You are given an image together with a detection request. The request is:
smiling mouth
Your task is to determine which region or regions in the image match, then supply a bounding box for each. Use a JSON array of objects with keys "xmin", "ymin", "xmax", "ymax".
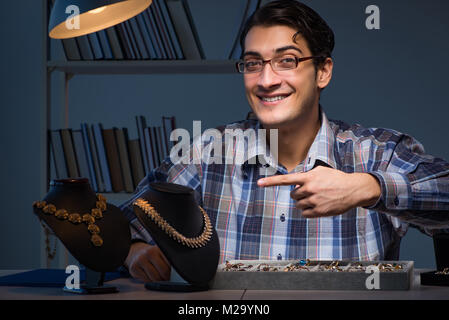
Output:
[{"xmin": 258, "ymin": 94, "xmax": 291, "ymax": 103}]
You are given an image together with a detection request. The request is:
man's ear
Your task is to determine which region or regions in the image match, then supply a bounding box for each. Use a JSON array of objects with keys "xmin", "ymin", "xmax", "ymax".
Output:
[{"xmin": 316, "ymin": 57, "xmax": 333, "ymax": 90}]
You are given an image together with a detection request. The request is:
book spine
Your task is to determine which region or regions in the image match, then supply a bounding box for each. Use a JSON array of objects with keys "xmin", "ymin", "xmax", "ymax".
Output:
[
  {"xmin": 103, "ymin": 128, "xmax": 125, "ymax": 192},
  {"xmin": 147, "ymin": 7, "xmax": 168, "ymax": 59},
  {"xmin": 151, "ymin": 127, "xmax": 162, "ymax": 167},
  {"xmin": 114, "ymin": 128, "xmax": 135, "ymax": 193},
  {"xmin": 165, "ymin": 0, "xmax": 201, "ymax": 60},
  {"xmin": 144, "ymin": 127, "xmax": 157, "ymax": 171},
  {"xmin": 136, "ymin": 115, "xmax": 149, "ymax": 175},
  {"xmin": 153, "ymin": 0, "xmax": 176, "ymax": 59},
  {"xmin": 129, "ymin": 17, "xmax": 150, "ymax": 59},
  {"xmin": 124, "ymin": 20, "xmax": 140, "ymax": 59},
  {"xmin": 60, "ymin": 129, "xmax": 80, "ymax": 177},
  {"xmin": 105, "ymin": 27, "xmax": 125, "ymax": 60},
  {"xmin": 136, "ymin": 13, "xmax": 158, "ymax": 59},
  {"xmin": 50, "ymin": 130, "xmax": 68, "ymax": 178},
  {"xmin": 80, "ymin": 123, "xmax": 99, "ymax": 192},
  {"xmin": 128, "ymin": 139, "xmax": 146, "ymax": 188},
  {"xmin": 156, "ymin": 126, "xmax": 166, "ymax": 162},
  {"xmin": 88, "ymin": 33, "xmax": 105, "ymax": 60},
  {"xmin": 76, "ymin": 36, "xmax": 94, "ymax": 60},
  {"xmin": 97, "ymin": 30, "xmax": 114, "ymax": 60},
  {"xmin": 159, "ymin": 0, "xmax": 184, "ymax": 59},
  {"xmin": 92, "ymin": 124, "xmax": 113, "ymax": 192},
  {"xmin": 71, "ymin": 129, "xmax": 91, "ymax": 182},
  {"xmin": 181, "ymin": 0, "xmax": 205, "ymax": 59},
  {"xmin": 61, "ymin": 38, "xmax": 81, "ymax": 61},
  {"xmin": 116, "ymin": 23, "xmax": 135, "ymax": 60},
  {"xmin": 141, "ymin": 9, "xmax": 163, "ymax": 59}
]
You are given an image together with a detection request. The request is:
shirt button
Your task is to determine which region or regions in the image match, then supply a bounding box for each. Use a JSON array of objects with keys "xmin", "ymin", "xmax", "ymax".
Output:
[
  {"xmin": 280, "ymin": 214, "xmax": 285, "ymax": 222},
  {"xmin": 277, "ymin": 254, "xmax": 282, "ymax": 260}
]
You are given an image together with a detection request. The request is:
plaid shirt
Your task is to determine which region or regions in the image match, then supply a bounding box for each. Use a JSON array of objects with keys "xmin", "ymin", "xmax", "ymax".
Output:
[{"xmin": 119, "ymin": 108, "xmax": 449, "ymax": 263}]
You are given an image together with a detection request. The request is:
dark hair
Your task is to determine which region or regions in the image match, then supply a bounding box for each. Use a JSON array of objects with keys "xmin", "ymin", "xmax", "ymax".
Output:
[{"xmin": 240, "ymin": 0, "xmax": 335, "ymax": 68}]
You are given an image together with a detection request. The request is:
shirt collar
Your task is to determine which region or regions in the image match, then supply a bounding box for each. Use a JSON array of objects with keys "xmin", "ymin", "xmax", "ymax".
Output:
[
  {"xmin": 241, "ymin": 106, "xmax": 338, "ymax": 172},
  {"xmin": 304, "ymin": 107, "xmax": 338, "ymax": 171}
]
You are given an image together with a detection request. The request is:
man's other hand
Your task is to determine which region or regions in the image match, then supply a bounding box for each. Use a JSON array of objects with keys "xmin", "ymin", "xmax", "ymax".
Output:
[{"xmin": 125, "ymin": 242, "xmax": 171, "ymax": 282}]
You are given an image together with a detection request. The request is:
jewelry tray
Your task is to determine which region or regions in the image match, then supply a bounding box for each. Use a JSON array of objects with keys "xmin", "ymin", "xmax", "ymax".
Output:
[{"xmin": 210, "ymin": 260, "xmax": 414, "ymax": 290}]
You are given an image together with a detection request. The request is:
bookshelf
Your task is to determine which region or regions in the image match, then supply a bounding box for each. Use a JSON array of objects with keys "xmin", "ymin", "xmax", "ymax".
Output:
[
  {"xmin": 42, "ymin": 0, "xmax": 244, "ymax": 268},
  {"xmin": 48, "ymin": 59, "xmax": 237, "ymax": 74}
]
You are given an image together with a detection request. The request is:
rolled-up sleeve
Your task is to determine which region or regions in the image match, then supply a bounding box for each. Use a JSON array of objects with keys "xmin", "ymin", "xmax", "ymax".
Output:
[{"xmin": 367, "ymin": 134, "xmax": 449, "ymax": 233}]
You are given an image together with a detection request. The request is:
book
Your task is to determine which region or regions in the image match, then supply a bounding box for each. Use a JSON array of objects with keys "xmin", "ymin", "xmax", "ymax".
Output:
[
  {"xmin": 80, "ymin": 123, "xmax": 101, "ymax": 192},
  {"xmin": 162, "ymin": 116, "xmax": 176, "ymax": 155},
  {"xmin": 76, "ymin": 35, "xmax": 94, "ymax": 60},
  {"xmin": 61, "ymin": 38, "xmax": 81, "ymax": 61},
  {"xmin": 156, "ymin": 126, "xmax": 166, "ymax": 163},
  {"xmin": 128, "ymin": 139, "xmax": 146, "ymax": 188},
  {"xmin": 103, "ymin": 128, "xmax": 125, "ymax": 192},
  {"xmin": 92, "ymin": 123, "xmax": 113, "ymax": 192},
  {"xmin": 158, "ymin": 0, "xmax": 184, "ymax": 59},
  {"xmin": 105, "ymin": 27, "xmax": 125, "ymax": 60},
  {"xmin": 144, "ymin": 127, "xmax": 157, "ymax": 171},
  {"xmin": 165, "ymin": 0, "xmax": 204, "ymax": 60},
  {"xmin": 228, "ymin": 0, "xmax": 260, "ymax": 60},
  {"xmin": 71, "ymin": 129, "xmax": 91, "ymax": 181},
  {"xmin": 88, "ymin": 33, "xmax": 104, "ymax": 60},
  {"xmin": 60, "ymin": 129, "xmax": 79, "ymax": 177},
  {"xmin": 116, "ymin": 23, "xmax": 135, "ymax": 60},
  {"xmin": 146, "ymin": 7, "xmax": 168, "ymax": 59},
  {"xmin": 124, "ymin": 20, "xmax": 141, "ymax": 59},
  {"xmin": 151, "ymin": 127, "xmax": 162, "ymax": 166},
  {"xmin": 129, "ymin": 16, "xmax": 150, "ymax": 59},
  {"xmin": 50, "ymin": 130, "xmax": 68, "ymax": 179},
  {"xmin": 114, "ymin": 128, "xmax": 135, "ymax": 193},
  {"xmin": 97, "ymin": 30, "xmax": 114, "ymax": 60},
  {"xmin": 135, "ymin": 13, "xmax": 158, "ymax": 59},
  {"xmin": 152, "ymin": 0, "xmax": 176, "ymax": 59},
  {"xmin": 181, "ymin": 0, "xmax": 205, "ymax": 58},
  {"xmin": 136, "ymin": 116, "xmax": 150, "ymax": 174}
]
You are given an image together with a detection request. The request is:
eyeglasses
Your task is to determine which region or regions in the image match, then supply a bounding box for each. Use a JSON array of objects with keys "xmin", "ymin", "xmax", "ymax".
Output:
[{"xmin": 236, "ymin": 55, "xmax": 325, "ymax": 74}]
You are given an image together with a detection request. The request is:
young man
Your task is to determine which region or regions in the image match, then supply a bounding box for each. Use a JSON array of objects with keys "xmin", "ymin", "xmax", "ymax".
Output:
[{"xmin": 120, "ymin": 0, "xmax": 449, "ymax": 282}]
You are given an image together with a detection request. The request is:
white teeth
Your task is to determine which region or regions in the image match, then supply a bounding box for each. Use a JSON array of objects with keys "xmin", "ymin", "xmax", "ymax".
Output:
[{"xmin": 261, "ymin": 95, "xmax": 287, "ymax": 102}]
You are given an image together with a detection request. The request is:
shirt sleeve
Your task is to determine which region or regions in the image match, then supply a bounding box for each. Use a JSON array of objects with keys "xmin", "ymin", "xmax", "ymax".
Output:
[
  {"xmin": 118, "ymin": 138, "xmax": 204, "ymax": 243},
  {"xmin": 367, "ymin": 133, "xmax": 449, "ymax": 234}
]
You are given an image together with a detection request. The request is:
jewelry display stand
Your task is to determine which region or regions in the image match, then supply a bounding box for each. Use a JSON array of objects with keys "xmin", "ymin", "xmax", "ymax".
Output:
[
  {"xmin": 33, "ymin": 178, "xmax": 131, "ymax": 295},
  {"xmin": 420, "ymin": 233, "xmax": 449, "ymax": 286},
  {"xmin": 63, "ymin": 268, "xmax": 118, "ymax": 294}
]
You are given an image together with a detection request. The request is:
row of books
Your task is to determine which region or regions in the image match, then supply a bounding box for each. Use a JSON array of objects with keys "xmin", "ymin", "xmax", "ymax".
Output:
[
  {"xmin": 49, "ymin": 116, "xmax": 176, "ymax": 193},
  {"xmin": 55, "ymin": 0, "xmax": 204, "ymax": 60},
  {"xmin": 56, "ymin": 0, "xmax": 266, "ymax": 61}
]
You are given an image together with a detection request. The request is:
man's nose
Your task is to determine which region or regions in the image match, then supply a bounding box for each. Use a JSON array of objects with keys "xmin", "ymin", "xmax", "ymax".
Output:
[{"xmin": 257, "ymin": 63, "xmax": 282, "ymax": 89}]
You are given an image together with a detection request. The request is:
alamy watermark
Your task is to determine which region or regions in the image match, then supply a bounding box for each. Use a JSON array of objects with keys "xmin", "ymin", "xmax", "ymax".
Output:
[
  {"xmin": 65, "ymin": 5, "xmax": 80, "ymax": 30},
  {"xmin": 365, "ymin": 5, "xmax": 381, "ymax": 30},
  {"xmin": 65, "ymin": 264, "xmax": 80, "ymax": 290},
  {"xmin": 365, "ymin": 265, "xmax": 380, "ymax": 290},
  {"xmin": 169, "ymin": 121, "xmax": 278, "ymax": 174}
]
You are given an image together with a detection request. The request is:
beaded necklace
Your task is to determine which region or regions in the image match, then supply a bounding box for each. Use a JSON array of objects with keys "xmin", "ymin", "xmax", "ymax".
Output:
[{"xmin": 33, "ymin": 194, "xmax": 107, "ymax": 247}]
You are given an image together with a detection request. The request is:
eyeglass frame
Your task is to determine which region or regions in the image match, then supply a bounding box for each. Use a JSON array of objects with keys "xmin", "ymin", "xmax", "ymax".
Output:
[{"xmin": 235, "ymin": 55, "xmax": 326, "ymax": 74}]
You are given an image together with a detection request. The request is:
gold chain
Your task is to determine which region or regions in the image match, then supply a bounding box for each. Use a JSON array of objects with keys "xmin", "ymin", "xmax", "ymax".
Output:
[
  {"xmin": 134, "ymin": 198, "xmax": 213, "ymax": 249},
  {"xmin": 33, "ymin": 194, "xmax": 107, "ymax": 247}
]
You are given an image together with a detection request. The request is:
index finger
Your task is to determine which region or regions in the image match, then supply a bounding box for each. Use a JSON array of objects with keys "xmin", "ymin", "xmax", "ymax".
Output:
[{"xmin": 257, "ymin": 172, "xmax": 306, "ymax": 187}]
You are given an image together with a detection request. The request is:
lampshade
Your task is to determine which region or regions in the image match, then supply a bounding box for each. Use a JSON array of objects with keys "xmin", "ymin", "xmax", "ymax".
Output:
[{"xmin": 49, "ymin": 0, "xmax": 152, "ymax": 39}]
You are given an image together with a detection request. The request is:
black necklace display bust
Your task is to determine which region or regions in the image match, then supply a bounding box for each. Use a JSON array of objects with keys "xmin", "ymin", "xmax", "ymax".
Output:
[{"xmin": 33, "ymin": 179, "xmax": 131, "ymax": 293}]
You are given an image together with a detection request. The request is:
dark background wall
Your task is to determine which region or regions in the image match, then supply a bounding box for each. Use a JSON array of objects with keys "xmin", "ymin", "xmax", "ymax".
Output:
[{"xmin": 1, "ymin": 0, "xmax": 448, "ymax": 269}]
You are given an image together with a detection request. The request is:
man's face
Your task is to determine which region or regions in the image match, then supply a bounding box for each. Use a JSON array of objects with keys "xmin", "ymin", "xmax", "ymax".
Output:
[{"xmin": 243, "ymin": 25, "xmax": 324, "ymax": 129}]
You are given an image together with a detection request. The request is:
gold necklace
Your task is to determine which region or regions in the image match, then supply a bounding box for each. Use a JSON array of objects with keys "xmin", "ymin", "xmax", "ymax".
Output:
[
  {"xmin": 33, "ymin": 194, "xmax": 107, "ymax": 247},
  {"xmin": 134, "ymin": 198, "xmax": 213, "ymax": 249}
]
